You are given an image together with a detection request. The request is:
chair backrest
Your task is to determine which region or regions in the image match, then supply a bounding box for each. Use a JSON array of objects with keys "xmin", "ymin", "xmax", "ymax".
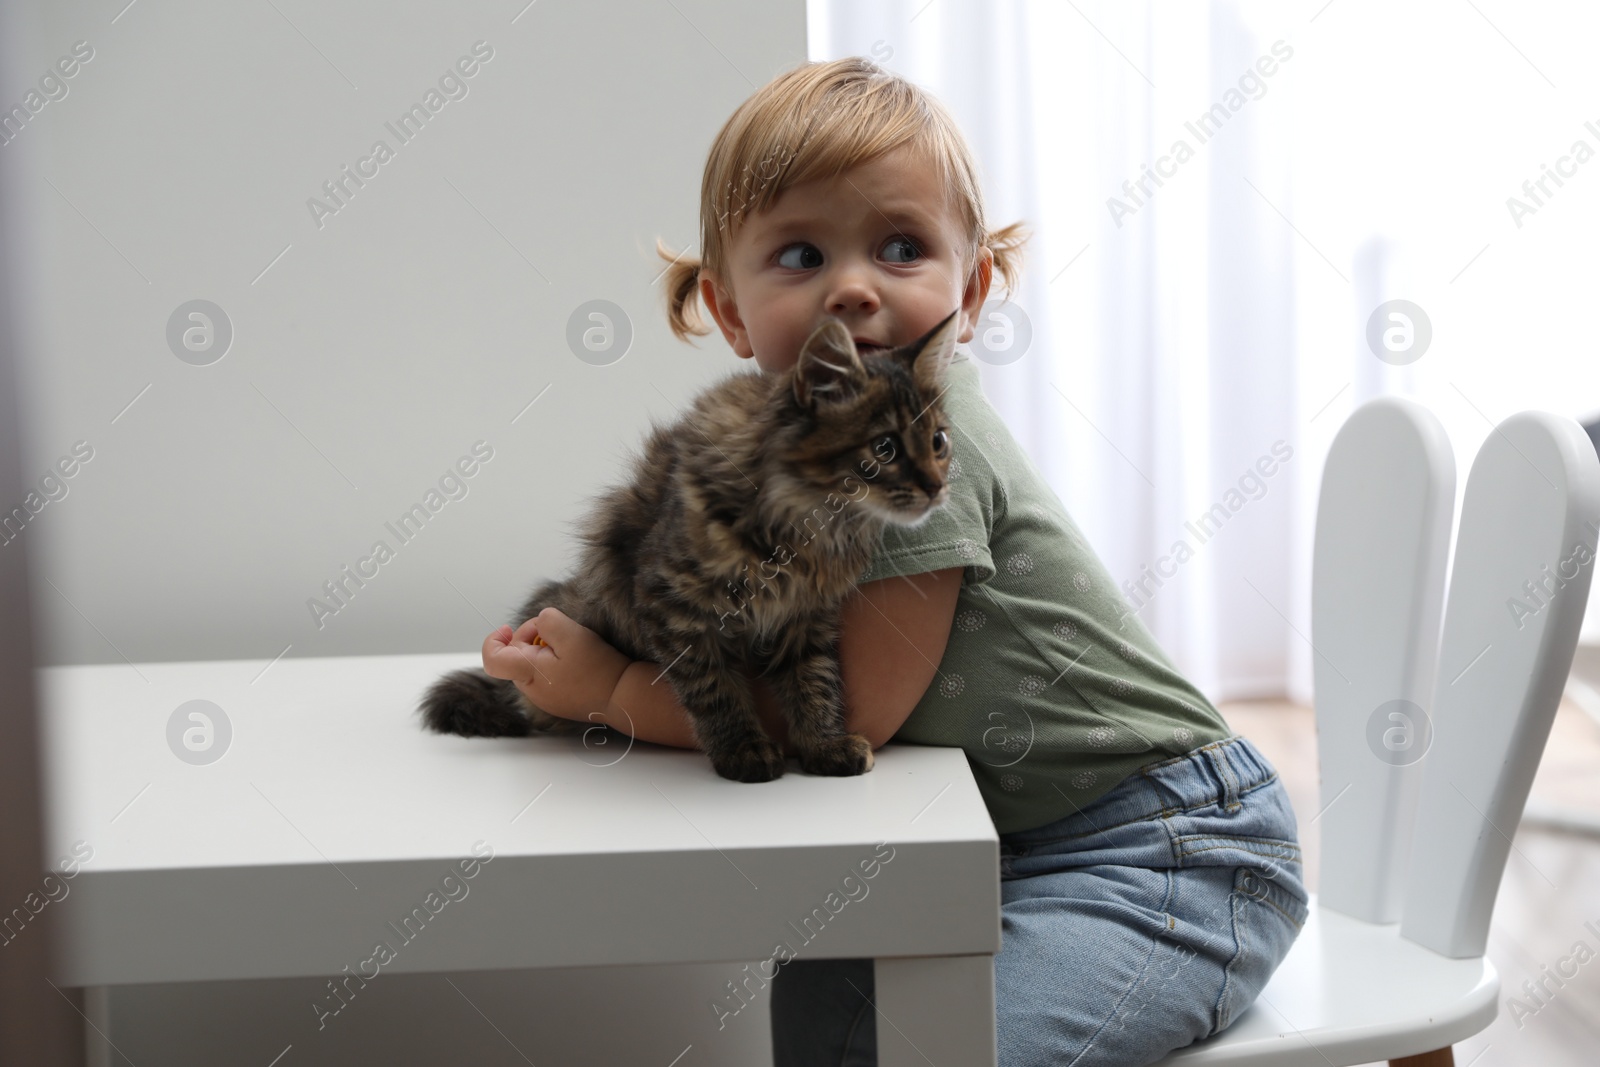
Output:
[
  {"xmin": 1399, "ymin": 411, "xmax": 1600, "ymax": 957},
  {"xmin": 1312, "ymin": 397, "xmax": 1456, "ymax": 923}
]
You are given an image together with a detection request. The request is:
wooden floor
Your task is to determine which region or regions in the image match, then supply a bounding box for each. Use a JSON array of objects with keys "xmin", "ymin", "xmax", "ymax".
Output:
[{"xmin": 1218, "ymin": 696, "xmax": 1600, "ymax": 1067}]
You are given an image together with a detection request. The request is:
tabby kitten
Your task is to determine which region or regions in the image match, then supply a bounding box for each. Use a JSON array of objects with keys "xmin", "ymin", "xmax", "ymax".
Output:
[{"xmin": 420, "ymin": 309, "xmax": 960, "ymax": 783}]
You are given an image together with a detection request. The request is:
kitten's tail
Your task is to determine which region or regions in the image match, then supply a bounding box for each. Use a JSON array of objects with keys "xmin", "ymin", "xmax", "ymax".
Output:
[{"xmin": 420, "ymin": 668, "xmax": 535, "ymax": 737}]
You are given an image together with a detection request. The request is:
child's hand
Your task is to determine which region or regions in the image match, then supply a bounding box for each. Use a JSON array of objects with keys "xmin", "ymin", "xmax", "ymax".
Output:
[{"xmin": 482, "ymin": 609, "xmax": 632, "ymax": 722}]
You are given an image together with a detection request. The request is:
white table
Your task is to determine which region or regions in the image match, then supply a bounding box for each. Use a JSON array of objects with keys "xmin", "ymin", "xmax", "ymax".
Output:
[{"xmin": 39, "ymin": 652, "xmax": 1000, "ymax": 1066}]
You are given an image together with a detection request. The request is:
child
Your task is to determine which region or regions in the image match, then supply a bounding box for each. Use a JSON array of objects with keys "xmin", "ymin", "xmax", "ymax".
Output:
[{"xmin": 488, "ymin": 56, "xmax": 1308, "ymax": 1067}]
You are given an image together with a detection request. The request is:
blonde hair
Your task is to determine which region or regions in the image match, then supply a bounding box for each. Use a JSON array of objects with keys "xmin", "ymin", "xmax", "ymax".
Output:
[{"xmin": 656, "ymin": 56, "xmax": 1030, "ymax": 343}]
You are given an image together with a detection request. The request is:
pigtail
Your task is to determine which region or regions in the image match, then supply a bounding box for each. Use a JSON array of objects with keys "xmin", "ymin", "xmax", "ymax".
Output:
[
  {"xmin": 983, "ymin": 220, "xmax": 1032, "ymax": 298},
  {"xmin": 655, "ymin": 237, "xmax": 711, "ymax": 342}
]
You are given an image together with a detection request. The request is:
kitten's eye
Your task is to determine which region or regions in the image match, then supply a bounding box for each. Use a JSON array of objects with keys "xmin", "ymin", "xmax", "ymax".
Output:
[
  {"xmin": 881, "ymin": 236, "xmax": 922, "ymax": 264},
  {"xmin": 931, "ymin": 428, "xmax": 950, "ymax": 456},
  {"xmin": 872, "ymin": 434, "xmax": 899, "ymax": 461},
  {"xmin": 776, "ymin": 243, "xmax": 823, "ymax": 270}
]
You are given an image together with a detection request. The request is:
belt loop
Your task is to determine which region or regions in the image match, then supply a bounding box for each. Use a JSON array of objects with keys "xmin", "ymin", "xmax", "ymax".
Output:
[{"xmin": 1203, "ymin": 743, "xmax": 1242, "ymax": 813}]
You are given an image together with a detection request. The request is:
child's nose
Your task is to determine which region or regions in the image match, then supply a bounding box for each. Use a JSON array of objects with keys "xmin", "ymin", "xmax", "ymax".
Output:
[{"xmin": 824, "ymin": 264, "xmax": 882, "ymax": 316}]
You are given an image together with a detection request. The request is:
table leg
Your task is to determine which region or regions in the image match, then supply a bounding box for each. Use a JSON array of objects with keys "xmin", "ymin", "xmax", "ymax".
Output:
[
  {"xmin": 1391, "ymin": 1050, "xmax": 1454, "ymax": 1067},
  {"xmin": 874, "ymin": 953, "xmax": 996, "ymax": 1067},
  {"xmin": 84, "ymin": 986, "xmax": 112, "ymax": 1067}
]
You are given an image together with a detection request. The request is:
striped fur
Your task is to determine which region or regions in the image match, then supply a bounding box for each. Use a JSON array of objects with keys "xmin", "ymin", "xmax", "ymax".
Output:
[{"xmin": 421, "ymin": 310, "xmax": 960, "ymax": 782}]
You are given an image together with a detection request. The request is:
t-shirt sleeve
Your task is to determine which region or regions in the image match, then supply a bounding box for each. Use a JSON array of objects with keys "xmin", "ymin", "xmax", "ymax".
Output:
[{"xmin": 856, "ymin": 424, "xmax": 998, "ymax": 586}]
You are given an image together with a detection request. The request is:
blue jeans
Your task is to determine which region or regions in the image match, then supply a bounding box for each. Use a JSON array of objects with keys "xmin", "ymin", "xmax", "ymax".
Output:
[{"xmin": 769, "ymin": 735, "xmax": 1309, "ymax": 1067}]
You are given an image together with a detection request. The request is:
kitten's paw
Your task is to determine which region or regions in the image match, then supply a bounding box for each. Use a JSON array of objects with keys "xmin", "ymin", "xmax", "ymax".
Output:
[
  {"xmin": 712, "ymin": 737, "xmax": 788, "ymax": 783},
  {"xmin": 798, "ymin": 734, "xmax": 875, "ymax": 777}
]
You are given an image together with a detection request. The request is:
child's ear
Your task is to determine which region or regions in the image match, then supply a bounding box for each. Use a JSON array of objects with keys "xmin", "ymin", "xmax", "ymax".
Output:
[
  {"xmin": 901, "ymin": 308, "xmax": 961, "ymax": 395},
  {"xmin": 699, "ymin": 271, "xmax": 752, "ymax": 357},
  {"xmin": 792, "ymin": 317, "xmax": 866, "ymax": 409}
]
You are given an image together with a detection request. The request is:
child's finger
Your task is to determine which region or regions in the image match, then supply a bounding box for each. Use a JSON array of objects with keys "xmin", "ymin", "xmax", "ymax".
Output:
[
  {"xmin": 482, "ymin": 638, "xmax": 528, "ymax": 681},
  {"xmin": 513, "ymin": 616, "xmax": 549, "ymax": 648}
]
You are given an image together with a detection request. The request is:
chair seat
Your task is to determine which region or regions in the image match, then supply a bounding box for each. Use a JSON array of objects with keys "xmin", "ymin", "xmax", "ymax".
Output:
[{"xmin": 1156, "ymin": 898, "xmax": 1498, "ymax": 1065}]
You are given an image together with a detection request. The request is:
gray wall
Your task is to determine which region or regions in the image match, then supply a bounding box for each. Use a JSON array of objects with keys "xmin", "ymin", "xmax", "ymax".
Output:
[
  {"xmin": 9, "ymin": 2, "xmax": 804, "ymax": 1060},
  {"xmin": 4, "ymin": 0, "xmax": 806, "ymax": 667}
]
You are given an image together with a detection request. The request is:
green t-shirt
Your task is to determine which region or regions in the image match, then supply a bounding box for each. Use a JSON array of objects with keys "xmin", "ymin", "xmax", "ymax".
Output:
[{"xmin": 858, "ymin": 351, "xmax": 1232, "ymax": 834}]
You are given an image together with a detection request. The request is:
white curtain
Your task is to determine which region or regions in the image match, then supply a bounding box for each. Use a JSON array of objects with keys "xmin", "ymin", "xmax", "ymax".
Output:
[{"xmin": 811, "ymin": 0, "xmax": 1600, "ymax": 706}]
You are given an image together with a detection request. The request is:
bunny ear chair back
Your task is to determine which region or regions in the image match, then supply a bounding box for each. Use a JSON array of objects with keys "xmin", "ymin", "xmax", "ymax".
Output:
[{"xmin": 1160, "ymin": 399, "xmax": 1599, "ymax": 1066}]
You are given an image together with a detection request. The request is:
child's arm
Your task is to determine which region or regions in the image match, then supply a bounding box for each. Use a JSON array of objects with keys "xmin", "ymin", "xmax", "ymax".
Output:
[
  {"xmin": 751, "ymin": 566, "xmax": 963, "ymax": 750},
  {"xmin": 610, "ymin": 565, "xmax": 961, "ymax": 751},
  {"xmin": 484, "ymin": 613, "xmax": 700, "ymax": 749},
  {"xmin": 510, "ymin": 567, "xmax": 963, "ymax": 752}
]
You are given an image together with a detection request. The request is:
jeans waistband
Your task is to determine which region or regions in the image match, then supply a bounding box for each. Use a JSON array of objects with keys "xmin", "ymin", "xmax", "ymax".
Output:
[{"xmin": 1005, "ymin": 734, "xmax": 1279, "ymax": 844}]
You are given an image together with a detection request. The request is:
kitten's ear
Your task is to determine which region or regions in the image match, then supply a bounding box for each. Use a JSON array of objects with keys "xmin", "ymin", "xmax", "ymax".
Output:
[
  {"xmin": 899, "ymin": 308, "xmax": 961, "ymax": 395},
  {"xmin": 793, "ymin": 317, "xmax": 866, "ymax": 409}
]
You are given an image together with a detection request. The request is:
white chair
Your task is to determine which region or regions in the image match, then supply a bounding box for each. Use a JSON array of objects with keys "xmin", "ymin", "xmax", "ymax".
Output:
[{"xmin": 1158, "ymin": 400, "xmax": 1600, "ymax": 1066}]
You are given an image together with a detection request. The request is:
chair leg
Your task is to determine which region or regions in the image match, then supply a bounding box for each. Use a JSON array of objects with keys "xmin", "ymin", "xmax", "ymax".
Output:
[{"xmin": 1390, "ymin": 1050, "xmax": 1453, "ymax": 1067}]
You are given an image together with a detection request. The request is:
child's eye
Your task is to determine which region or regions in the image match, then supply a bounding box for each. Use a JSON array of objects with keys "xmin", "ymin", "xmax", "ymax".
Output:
[
  {"xmin": 776, "ymin": 243, "xmax": 823, "ymax": 270},
  {"xmin": 881, "ymin": 236, "xmax": 922, "ymax": 264}
]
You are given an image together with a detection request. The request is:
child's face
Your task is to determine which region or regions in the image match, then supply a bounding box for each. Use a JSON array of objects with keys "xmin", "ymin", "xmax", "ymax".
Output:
[{"xmin": 698, "ymin": 143, "xmax": 993, "ymax": 375}]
